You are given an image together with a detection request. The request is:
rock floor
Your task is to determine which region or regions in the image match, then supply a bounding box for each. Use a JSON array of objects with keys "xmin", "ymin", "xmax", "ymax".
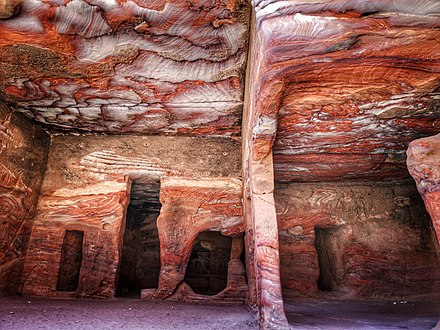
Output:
[
  {"xmin": 286, "ymin": 300, "xmax": 440, "ymax": 330},
  {"xmin": 0, "ymin": 296, "xmax": 257, "ymax": 330},
  {"xmin": 0, "ymin": 296, "xmax": 438, "ymax": 329}
]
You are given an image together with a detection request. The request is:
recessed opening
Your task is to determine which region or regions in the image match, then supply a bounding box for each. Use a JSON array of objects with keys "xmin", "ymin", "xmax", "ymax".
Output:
[
  {"xmin": 57, "ymin": 230, "xmax": 84, "ymax": 292},
  {"xmin": 184, "ymin": 231, "xmax": 232, "ymax": 295},
  {"xmin": 117, "ymin": 181, "xmax": 161, "ymax": 297},
  {"xmin": 314, "ymin": 226, "xmax": 338, "ymax": 292}
]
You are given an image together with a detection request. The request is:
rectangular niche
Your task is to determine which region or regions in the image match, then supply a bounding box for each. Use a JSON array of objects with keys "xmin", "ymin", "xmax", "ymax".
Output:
[
  {"xmin": 117, "ymin": 181, "xmax": 161, "ymax": 297},
  {"xmin": 314, "ymin": 227, "xmax": 339, "ymax": 292},
  {"xmin": 56, "ymin": 230, "xmax": 84, "ymax": 292}
]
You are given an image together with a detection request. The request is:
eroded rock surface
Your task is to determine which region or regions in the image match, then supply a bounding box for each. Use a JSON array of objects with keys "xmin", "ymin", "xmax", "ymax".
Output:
[
  {"xmin": 276, "ymin": 182, "xmax": 440, "ymax": 300},
  {"xmin": 0, "ymin": 0, "xmax": 250, "ymax": 137},
  {"xmin": 0, "ymin": 1, "xmax": 439, "ymax": 329},
  {"xmin": 21, "ymin": 134, "xmax": 243, "ymax": 299},
  {"xmin": 250, "ymin": 0, "xmax": 440, "ymax": 182},
  {"xmin": 408, "ymin": 133, "xmax": 440, "ymax": 247},
  {"xmin": 22, "ymin": 180, "xmax": 131, "ymax": 298},
  {"xmin": 143, "ymin": 177, "xmax": 246, "ymax": 304},
  {"xmin": 0, "ymin": 102, "xmax": 49, "ymax": 296}
]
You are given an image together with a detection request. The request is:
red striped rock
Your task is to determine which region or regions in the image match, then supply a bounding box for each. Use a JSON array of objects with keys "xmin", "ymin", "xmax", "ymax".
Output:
[
  {"xmin": 148, "ymin": 177, "xmax": 245, "ymax": 301},
  {"xmin": 19, "ymin": 133, "xmax": 242, "ymax": 299},
  {"xmin": 22, "ymin": 181, "xmax": 131, "ymax": 298},
  {"xmin": 275, "ymin": 182, "xmax": 440, "ymax": 300},
  {"xmin": 0, "ymin": 102, "xmax": 49, "ymax": 296},
  {"xmin": 250, "ymin": 0, "xmax": 440, "ymax": 181},
  {"xmin": 407, "ymin": 133, "xmax": 440, "ymax": 247},
  {"xmin": 0, "ymin": 0, "xmax": 250, "ymax": 137}
]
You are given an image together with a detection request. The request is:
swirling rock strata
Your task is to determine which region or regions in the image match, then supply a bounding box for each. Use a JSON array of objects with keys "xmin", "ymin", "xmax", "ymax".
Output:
[
  {"xmin": 20, "ymin": 133, "xmax": 243, "ymax": 299},
  {"xmin": 275, "ymin": 182, "xmax": 440, "ymax": 300},
  {"xmin": 147, "ymin": 177, "xmax": 245, "ymax": 302},
  {"xmin": 407, "ymin": 133, "xmax": 440, "ymax": 247},
  {"xmin": 21, "ymin": 181, "xmax": 131, "ymax": 298},
  {"xmin": 250, "ymin": 0, "xmax": 440, "ymax": 182},
  {"xmin": 0, "ymin": 0, "xmax": 249, "ymax": 137},
  {"xmin": 0, "ymin": 102, "xmax": 49, "ymax": 296}
]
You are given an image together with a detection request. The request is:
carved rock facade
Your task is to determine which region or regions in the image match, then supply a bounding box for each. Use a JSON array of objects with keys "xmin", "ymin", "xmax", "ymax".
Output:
[{"xmin": 0, "ymin": 1, "xmax": 439, "ymax": 329}]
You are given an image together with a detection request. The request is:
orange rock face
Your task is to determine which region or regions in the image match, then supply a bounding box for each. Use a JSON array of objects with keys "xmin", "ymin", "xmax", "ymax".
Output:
[
  {"xmin": 408, "ymin": 133, "xmax": 440, "ymax": 247},
  {"xmin": 144, "ymin": 177, "xmax": 246, "ymax": 303},
  {"xmin": 246, "ymin": 1, "xmax": 440, "ymax": 327},
  {"xmin": 1, "ymin": 1, "xmax": 440, "ymax": 329},
  {"xmin": 0, "ymin": 0, "xmax": 250, "ymax": 137},
  {"xmin": 19, "ymin": 134, "xmax": 243, "ymax": 300},
  {"xmin": 22, "ymin": 181, "xmax": 131, "ymax": 298},
  {"xmin": 276, "ymin": 182, "xmax": 440, "ymax": 300},
  {"xmin": 250, "ymin": 0, "xmax": 440, "ymax": 182},
  {"xmin": 0, "ymin": 103, "xmax": 49, "ymax": 296}
]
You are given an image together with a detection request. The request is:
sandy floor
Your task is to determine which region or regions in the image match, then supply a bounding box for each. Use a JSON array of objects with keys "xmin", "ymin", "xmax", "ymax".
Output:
[
  {"xmin": 1, "ymin": 296, "xmax": 439, "ymax": 329},
  {"xmin": 0, "ymin": 296, "xmax": 257, "ymax": 330},
  {"xmin": 286, "ymin": 300, "xmax": 440, "ymax": 330}
]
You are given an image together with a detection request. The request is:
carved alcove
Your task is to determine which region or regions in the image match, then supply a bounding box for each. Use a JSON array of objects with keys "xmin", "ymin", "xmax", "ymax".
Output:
[
  {"xmin": 56, "ymin": 230, "xmax": 84, "ymax": 292},
  {"xmin": 184, "ymin": 231, "xmax": 232, "ymax": 296},
  {"xmin": 117, "ymin": 180, "xmax": 161, "ymax": 297}
]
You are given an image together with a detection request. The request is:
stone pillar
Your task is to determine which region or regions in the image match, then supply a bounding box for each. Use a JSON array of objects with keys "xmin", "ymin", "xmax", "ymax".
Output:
[{"xmin": 243, "ymin": 4, "xmax": 288, "ymax": 327}]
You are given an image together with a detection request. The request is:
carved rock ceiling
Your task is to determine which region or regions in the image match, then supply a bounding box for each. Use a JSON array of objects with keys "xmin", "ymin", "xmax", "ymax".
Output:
[
  {"xmin": 252, "ymin": 0, "xmax": 440, "ymax": 182},
  {"xmin": 0, "ymin": 0, "xmax": 249, "ymax": 137},
  {"xmin": 1, "ymin": 0, "xmax": 440, "ymax": 182}
]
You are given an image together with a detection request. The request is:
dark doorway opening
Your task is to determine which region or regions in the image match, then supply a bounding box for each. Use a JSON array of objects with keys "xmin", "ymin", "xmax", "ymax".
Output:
[
  {"xmin": 184, "ymin": 231, "xmax": 232, "ymax": 295},
  {"xmin": 57, "ymin": 230, "xmax": 84, "ymax": 292},
  {"xmin": 117, "ymin": 181, "xmax": 161, "ymax": 297},
  {"xmin": 314, "ymin": 226, "xmax": 339, "ymax": 292}
]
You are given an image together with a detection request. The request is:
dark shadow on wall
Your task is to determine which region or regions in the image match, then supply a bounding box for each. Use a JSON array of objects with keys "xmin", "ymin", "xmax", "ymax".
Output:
[
  {"xmin": 117, "ymin": 181, "xmax": 161, "ymax": 298},
  {"xmin": 57, "ymin": 230, "xmax": 84, "ymax": 292},
  {"xmin": 314, "ymin": 226, "xmax": 339, "ymax": 292},
  {"xmin": 185, "ymin": 231, "xmax": 232, "ymax": 295}
]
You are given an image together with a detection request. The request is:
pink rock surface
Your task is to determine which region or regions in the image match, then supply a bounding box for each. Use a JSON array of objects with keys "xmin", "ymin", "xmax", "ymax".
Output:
[
  {"xmin": 0, "ymin": 0, "xmax": 250, "ymax": 137},
  {"xmin": 21, "ymin": 180, "xmax": 131, "ymax": 298},
  {"xmin": 151, "ymin": 177, "xmax": 245, "ymax": 301},
  {"xmin": 276, "ymin": 182, "xmax": 440, "ymax": 300},
  {"xmin": 407, "ymin": 133, "xmax": 440, "ymax": 247},
  {"xmin": 250, "ymin": 0, "xmax": 440, "ymax": 182},
  {"xmin": 0, "ymin": 103, "xmax": 49, "ymax": 296}
]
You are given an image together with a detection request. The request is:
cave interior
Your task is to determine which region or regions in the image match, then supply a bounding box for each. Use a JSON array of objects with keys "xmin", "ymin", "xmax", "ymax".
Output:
[{"xmin": 0, "ymin": 0, "xmax": 440, "ymax": 328}]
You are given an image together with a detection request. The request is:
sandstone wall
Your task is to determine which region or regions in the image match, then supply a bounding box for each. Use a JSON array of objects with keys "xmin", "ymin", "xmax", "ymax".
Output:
[
  {"xmin": 0, "ymin": 102, "xmax": 50, "ymax": 296},
  {"xmin": 275, "ymin": 182, "xmax": 440, "ymax": 301},
  {"xmin": 408, "ymin": 133, "xmax": 440, "ymax": 250},
  {"xmin": 21, "ymin": 134, "xmax": 242, "ymax": 298}
]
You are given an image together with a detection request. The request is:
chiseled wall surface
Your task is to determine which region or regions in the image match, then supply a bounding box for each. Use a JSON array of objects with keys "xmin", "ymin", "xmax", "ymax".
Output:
[
  {"xmin": 275, "ymin": 182, "xmax": 440, "ymax": 301},
  {"xmin": 21, "ymin": 134, "xmax": 242, "ymax": 298},
  {"xmin": 0, "ymin": 102, "xmax": 50, "ymax": 296}
]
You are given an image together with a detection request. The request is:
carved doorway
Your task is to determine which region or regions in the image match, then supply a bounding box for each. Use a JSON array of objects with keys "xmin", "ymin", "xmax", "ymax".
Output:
[{"xmin": 117, "ymin": 181, "xmax": 161, "ymax": 297}]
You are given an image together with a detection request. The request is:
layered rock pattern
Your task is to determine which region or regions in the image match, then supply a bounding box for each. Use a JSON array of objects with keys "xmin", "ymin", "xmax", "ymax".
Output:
[
  {"xmin": 251, "ymin": 0, "xmax": 440, "ymax": 181},
  {"xmin": 275, "ymin": 182, "xmax": 440, "ymax": 300},
  {"xmin": 21, "ymin": 134, "xmax": 243, "ymax": 299},
  {"xmin": 142, "ymin": 177, "xmax": 247, "ymax": 304},
  {"xmin": 408, "ymin": 133, "xmax": 440, "ymax": 247},
  {"xmin": 0, "ymin": 1, "xmax": 439, "ymax": 329},
  {"xmin": 0, "ymin": 102, "xmax": 49, "ymax": 296},
  {"xmin": 244, "ymin": 4, "xmax": 440, "ymax": 325},
  {"xmin": 22, "ymin": 181, "xmax": 131, "ymax": 298},
  {"xmin": 0, "ymin": 0, "xmax": 249, "ymax": 137}
]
